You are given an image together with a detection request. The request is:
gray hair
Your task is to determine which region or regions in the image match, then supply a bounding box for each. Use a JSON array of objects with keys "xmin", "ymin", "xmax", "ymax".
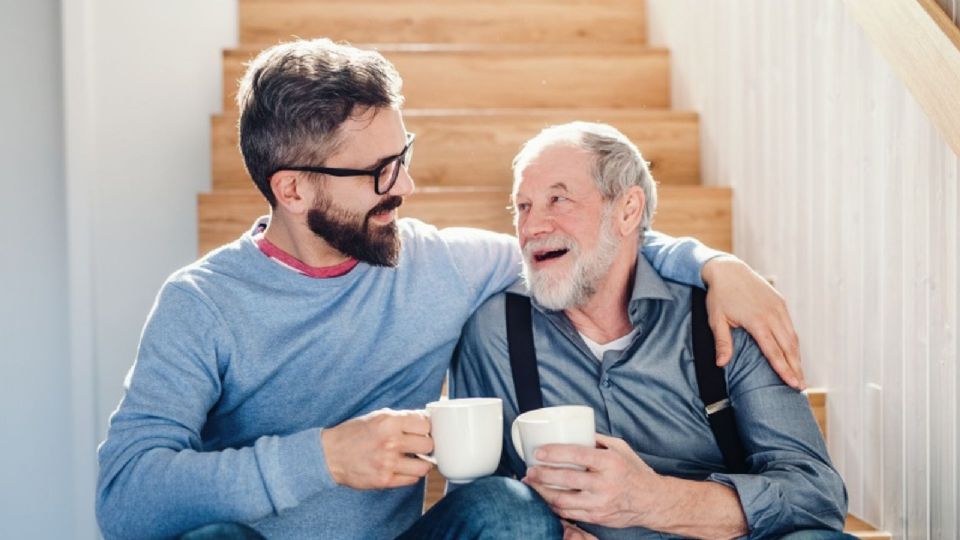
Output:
[
  {"xmin": 237, "ymin": 39, "xmax": 404, "ymax": 206},
  {"xmin": 512, "ymin": 121, "xmax": 658, "ymax": 231}
]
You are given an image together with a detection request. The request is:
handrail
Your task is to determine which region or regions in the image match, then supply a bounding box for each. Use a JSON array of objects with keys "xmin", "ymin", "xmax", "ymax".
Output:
[{"xmin": 844, "ymin": 0, "xmax": 960, "ymax": 158}]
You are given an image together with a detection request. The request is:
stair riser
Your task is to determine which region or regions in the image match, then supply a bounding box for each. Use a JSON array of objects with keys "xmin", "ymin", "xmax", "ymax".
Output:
[
  {"xmin": 211, "ymin": 111, "xmax": 700, "ymax": 190},
  {"xmin": 197, "ymin": 186, "xmax": 732, "ymax": 256},
  {"xmin": 222, "ymin": 48, "xmax": 670, "ymax": 111},
  {"xmin": 238, "ymin": 0, "xmax": 646, "ymax": 45}
]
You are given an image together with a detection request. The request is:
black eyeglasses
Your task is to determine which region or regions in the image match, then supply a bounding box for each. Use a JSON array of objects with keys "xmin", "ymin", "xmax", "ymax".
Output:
[{"xmin": 275, "ymin": 132, "xmax": 416, "ymax": 195}]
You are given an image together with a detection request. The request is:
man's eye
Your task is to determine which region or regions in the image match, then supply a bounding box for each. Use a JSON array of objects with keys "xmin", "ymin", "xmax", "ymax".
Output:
[
  {"xmin": 549, "ymin": 196, "xmax": 567, "ymax": 204},
  {"xmin": 514, "ymin": 203, "xmax": 530, "ymax": 213}
]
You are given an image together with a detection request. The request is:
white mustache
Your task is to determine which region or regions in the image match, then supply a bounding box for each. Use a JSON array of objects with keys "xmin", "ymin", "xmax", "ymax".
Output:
[{"xmin": 522, "ymin": 236, "xmax": 578, "ymax": 261}]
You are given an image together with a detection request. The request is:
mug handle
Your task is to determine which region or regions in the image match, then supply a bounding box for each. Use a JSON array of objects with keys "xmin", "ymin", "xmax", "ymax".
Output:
[
  {"xmin": 510, "ymin": 418, "xmax": 524, "ymax": 460},
  {"xmin": 414, "ymin": 408, "xmax": 437, "ymax": 465}
]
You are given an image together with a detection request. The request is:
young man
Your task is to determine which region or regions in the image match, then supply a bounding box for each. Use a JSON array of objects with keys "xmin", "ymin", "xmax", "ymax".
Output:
[
  {"xmin": 451, "ymin": 122, "xmax": 848, "ymax": 539},
  {"xmin": 97, "ymin": 40, "xmax": 804, "ymax": 539}
]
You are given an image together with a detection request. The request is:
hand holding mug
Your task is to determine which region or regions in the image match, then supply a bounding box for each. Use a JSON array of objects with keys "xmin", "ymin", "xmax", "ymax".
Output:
[{"xmin": 320, "ymin": 408, "xmax": 434, "ymax": 490}]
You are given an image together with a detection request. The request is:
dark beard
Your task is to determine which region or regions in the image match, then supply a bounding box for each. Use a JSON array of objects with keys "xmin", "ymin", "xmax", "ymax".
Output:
[{"xmin": 306, "ymin": 195, "xmax": 404, "ymax": 267}]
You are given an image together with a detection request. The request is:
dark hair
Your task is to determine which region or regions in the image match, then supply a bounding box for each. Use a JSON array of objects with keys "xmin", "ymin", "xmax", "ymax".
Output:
[{"xmin": 236, "ymin": 39, "xmax": 404, "ymax": 206}]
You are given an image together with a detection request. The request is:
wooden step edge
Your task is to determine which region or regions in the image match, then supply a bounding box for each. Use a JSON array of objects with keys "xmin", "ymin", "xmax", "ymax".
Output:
[
  {"xmin": 845, "ymin": 513, "xmax": 891, "ymax": 540},
  {"xmin": 213, "ymin": 108, "xmax": 698, "ymax": 122},
  {"xmin": 227, "ymin": 43, "xmax": 667, "ymax": 56}
]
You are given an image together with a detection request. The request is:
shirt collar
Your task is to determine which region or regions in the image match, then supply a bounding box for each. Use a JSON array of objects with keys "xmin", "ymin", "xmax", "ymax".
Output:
[{"xmin": 627, "ymin": 251, "xmax": 677, "ymax": 325}]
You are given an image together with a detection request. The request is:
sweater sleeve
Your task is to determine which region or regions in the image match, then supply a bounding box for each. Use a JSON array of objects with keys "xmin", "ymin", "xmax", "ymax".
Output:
[
  {"xmin": 440, "ymin": 227, "xmax": 522, "ymax": 310},
  {"xmin": 641, "ymin": 230, "xmax": 725, "ymax": 288},
  {"xmin": 95, "ymin": 282, "xmax": 335, "ymax": 540}
]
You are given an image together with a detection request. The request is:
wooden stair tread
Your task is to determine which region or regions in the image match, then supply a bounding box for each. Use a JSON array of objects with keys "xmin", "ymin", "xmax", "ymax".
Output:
[
  {"xmin": 222, "ymin": 46, "xmax": 670, "ymax": 110},
  {"xmin": 211, "ymin": 108, "xmax": 700, "ymax": 190},
  {"xmin": 196, "ymin": 186, "xmax": 732, "ymax": 256},
  {"xmin": 238, "ymin": 0, "xmax": 647, "ymax": 46},
  {"xmin": 844, "ymin": 514, "xmax": 891, "ymax": 540}
]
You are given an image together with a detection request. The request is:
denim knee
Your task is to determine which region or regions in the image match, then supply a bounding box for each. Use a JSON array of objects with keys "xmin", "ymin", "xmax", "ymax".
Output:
[
  {"xmin": 776, "ymin": 530, "xmax": 858, "ymax": 540},
  {"xmin": 445, "ymin": 476, "xmax": 562, "ymax": 538}
]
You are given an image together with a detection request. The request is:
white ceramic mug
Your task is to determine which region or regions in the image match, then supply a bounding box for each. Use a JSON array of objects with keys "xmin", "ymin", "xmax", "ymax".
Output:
[
  {"xmin": 422, "ymin": 397, "xmax": 503, "ymax": 483},
  {"xmin": 511, "ymin": 405, "xmax": 595, "ymax": 469}
]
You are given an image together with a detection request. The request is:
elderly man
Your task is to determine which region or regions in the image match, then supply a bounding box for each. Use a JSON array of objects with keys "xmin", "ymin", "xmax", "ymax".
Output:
[
  {"xmin": 451, "ymin": 122, "xmax": 848, "ymax": 539},
  {"xmin": 97, "ymin": 39, "xmax": 806, "ymax": 540}
]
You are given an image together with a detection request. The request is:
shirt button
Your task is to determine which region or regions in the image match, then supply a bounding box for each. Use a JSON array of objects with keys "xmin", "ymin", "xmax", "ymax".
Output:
[{"xmin": 601, "ymin": 377, "xmax": 612, "ymax": 388}]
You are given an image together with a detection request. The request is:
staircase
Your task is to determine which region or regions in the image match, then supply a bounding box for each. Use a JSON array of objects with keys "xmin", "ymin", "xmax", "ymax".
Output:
[{"xmin": 198, "ymin": 1, "xmax": 884, "ymax": 538}]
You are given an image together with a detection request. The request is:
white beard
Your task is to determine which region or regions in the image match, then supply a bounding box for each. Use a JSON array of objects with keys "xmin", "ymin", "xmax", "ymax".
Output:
[{"xmin": 521, "ymin": 213, "xmax": 620, "ymax": 311}]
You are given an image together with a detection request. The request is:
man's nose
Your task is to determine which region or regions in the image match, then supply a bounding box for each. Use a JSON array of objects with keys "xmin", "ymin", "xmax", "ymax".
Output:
[
  {"xmin": 388, "ymin": 166, "xmax": 415, "ymax": 197},
  {"xmin": 519, "ymin": 205, "xmax": 554, "ymax": 239}
]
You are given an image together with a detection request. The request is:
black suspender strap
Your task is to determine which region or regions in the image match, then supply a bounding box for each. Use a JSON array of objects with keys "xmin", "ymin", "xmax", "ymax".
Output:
[
  {"xmin": 690, "ymin": 287, "xmax": 749, "ymax": 473},
  {"xmin": 505, "ymin": 293, "xmax": 544, "ymax": 414}
]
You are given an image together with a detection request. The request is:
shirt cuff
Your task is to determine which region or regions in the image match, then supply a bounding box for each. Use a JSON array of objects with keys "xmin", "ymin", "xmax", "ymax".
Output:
[
  {"xmin": 254, "ymin": 427, "xmax": 336, "ymax": 513},
  {"xmin": 707, "ymin": 472, "xmax": 786, "ymax": 538}
]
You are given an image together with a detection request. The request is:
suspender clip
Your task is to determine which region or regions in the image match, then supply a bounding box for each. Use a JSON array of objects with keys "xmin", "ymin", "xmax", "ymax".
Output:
[{"xmin": 705, "ymin": 398, "xmax": 731, "ymax": 416}]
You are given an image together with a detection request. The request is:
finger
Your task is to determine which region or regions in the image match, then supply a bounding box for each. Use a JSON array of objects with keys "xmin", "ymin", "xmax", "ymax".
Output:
[
  {"xmin": 710, "ymin": 318, "xmax": 735, "ymax": 367},
  {"xmin": 394, "ymin": 455, "xmax": 434, "ymax": 478},
  {"xmin": 398, "ymin": 411, "xmax": 431, "ymax": 435},
  {"xmin": 525, "ymin": 479, "xmax": 588, "ymax": 510},
  {"xmin": 385, "ymin": 472, "xmax": 429, "ymax": 488},
  {"xmin": 773, "ymin": 310, "xmax": 805, "ymax": 388},
  {"xmin": 593, "ymin": 433, "xmax": 621, "ymax": 450},
  {"xmin": 562, "ymin": 521, "xmax": 597, "ymax": 540},
  {"xmin": 536, "ymin": 444, "xmax": 603, "ymax": 470},
  {"xmin": 553, "ymin": 506, "xmax": 593, "ymax": 524},
  {"xmin": 398, "ymin": 433, "xmax": 434, "ymax": 455},
  {"xmin": 752, "ymin": 326, "xmax": 800, "ymax": 389},
  {"xmin": 526, "ymin": 465, "xmax": 593, "ymax": 492}
]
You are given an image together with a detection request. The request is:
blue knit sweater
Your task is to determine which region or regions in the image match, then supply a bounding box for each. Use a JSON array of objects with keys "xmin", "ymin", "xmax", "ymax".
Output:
[{"xmin": 96, "ymin": 217, "xmax": 714, "ymax": 540}]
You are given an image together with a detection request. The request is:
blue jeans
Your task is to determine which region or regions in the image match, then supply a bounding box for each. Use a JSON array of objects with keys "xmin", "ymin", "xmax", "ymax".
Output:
[
  {"xmin": 177, "ymin": 522, "xmax": 265, "ymax": 540},
  {"xmin": 778, "ymin": 531, "xmax": 858, "ymax": 540},
  {"xmin": 395, "ymin": 476, "xmax": 563, "ymax": 540}
]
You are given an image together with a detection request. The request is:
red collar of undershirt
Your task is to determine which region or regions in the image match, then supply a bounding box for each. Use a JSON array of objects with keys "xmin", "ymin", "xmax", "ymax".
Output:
[{"xmin": 253, "ymin": 233, "xmax": 358, "ymax": 278}]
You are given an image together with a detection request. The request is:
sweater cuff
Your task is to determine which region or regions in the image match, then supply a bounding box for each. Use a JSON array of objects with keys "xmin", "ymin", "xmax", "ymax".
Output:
[{"xmin": 254, "ymin": 427, "xmax": 336, "ymax": 513}]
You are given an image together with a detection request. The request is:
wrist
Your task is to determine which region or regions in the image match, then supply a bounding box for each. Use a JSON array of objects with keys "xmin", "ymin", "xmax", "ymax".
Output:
[
  {"xmin": 700, "ymin": 254, "xmax": 741, "ymax": 287},
  {"xmin": 320, "ymin": 428, "xmax": 345, "ymax": 486},
  {"xmin": 641, "ymin": 475, "xmax": 688, "ymax": 530}
]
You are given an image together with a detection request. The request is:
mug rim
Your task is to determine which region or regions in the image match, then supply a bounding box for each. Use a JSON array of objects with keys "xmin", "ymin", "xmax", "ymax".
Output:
[
  {"xmin": 516, "ymin": 404, "xmax": 593, "ymax": 422},
  {"xmin": 426, "ymin": 396, "xmax": 502, "ymax": 409}
]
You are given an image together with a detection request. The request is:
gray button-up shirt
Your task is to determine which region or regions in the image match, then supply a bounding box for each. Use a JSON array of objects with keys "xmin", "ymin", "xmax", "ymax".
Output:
[{"xmin": 450, "ymin": 253, "xmax": 847, "ymax": 539}]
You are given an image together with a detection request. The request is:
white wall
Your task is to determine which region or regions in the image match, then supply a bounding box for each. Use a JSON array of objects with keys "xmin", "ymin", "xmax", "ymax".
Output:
[
  {"xmin": 60, "ymin": 0, "xmax": 236, "ymax": 537},
  {"xmin": 0, "ymin": 0, "xmax": 72, "ymax": 537},
  {"xmin": 648, "ymin": 2, "xmax": 960, "ymax": 539}
]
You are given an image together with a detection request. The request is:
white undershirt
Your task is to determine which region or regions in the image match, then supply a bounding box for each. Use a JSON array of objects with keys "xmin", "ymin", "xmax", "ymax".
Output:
[{"xmin": 578, "ymin": 327, "xmax": 639, "ymax": 362}]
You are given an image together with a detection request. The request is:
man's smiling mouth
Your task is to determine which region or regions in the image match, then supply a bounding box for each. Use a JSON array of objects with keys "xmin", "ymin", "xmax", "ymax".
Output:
[{"xmin": 533, "ymin": 249, "xmax": 569, "ymax": 262}]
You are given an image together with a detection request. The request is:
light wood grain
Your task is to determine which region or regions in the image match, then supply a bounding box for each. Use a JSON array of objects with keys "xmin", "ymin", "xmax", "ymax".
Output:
[
  {"xmin": 222, "ymin": 45, "xmax": 670, "ymax": 111},
  {"xmin": 806, "ymin": 388, "xmax": 827, "ymax": 440},
  {"xmin": 211, "ymin": 108, "xmax": 700, "ymax": 190},
  {"xmin": 238, "ymin": 0, "xmax": 646, "ymax": 46},
  {"xmin": 196, "ymin": 186, "xmax": 732, "ymax": 256},
  {"xmin": 844, "ymin": 0, "xmax": 960, "ymax": 158}
]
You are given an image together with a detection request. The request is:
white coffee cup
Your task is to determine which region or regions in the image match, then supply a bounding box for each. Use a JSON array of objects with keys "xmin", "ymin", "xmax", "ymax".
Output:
[
  {"xmin": 422, "ymin": 397, "xmax": 503, "ymax": 483},
  {"xmin": 511, "ymin": 405, "xmax": 595, "ymax": 469}
]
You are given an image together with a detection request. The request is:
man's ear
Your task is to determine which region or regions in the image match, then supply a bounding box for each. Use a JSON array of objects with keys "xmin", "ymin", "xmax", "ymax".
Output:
[
  {"xmin": 616, "ymin": 186, "xmax": 646, "ymax": 237},
  {"xmin": 270, "ymin": 171, "xmax": 313, "ymax": 214}
]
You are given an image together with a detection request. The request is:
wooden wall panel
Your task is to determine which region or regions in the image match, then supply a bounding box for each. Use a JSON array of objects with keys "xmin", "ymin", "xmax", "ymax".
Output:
[{"xmin": 648, "ymin": 1, "xmax": 960, "ymax": 538}]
